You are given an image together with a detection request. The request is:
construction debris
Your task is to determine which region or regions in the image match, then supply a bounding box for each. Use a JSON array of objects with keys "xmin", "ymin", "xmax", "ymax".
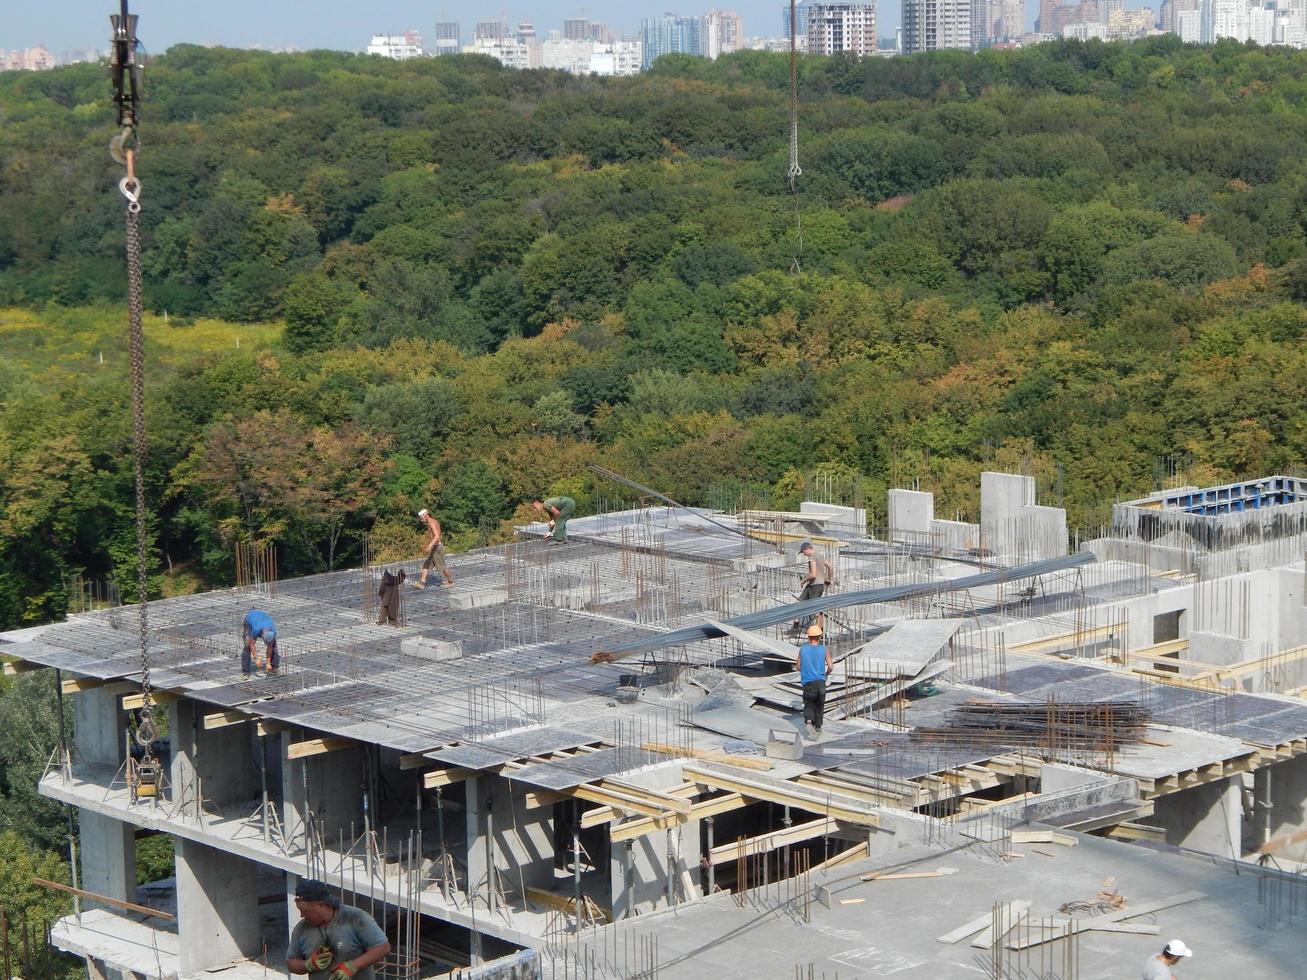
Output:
[{"xmin": 912, "ymin": 699, "xmax": 1151, "ymax": 752}]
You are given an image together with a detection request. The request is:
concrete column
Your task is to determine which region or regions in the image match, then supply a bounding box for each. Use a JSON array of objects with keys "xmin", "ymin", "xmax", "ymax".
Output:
[
  {"xmin": 1151, "ymin": 776, "xmax": 1242, "ymax": 858},
  {"xmin": 465, "ymin": 776, "xmax": 492, "ymax": 911},
  {"xmin": 73, "ymin": 687, "xmax": 127, "ymax": 766},
  {"xmin": 281, "ymin": 733, "xmax": 308, "ymax": 855},
  {"xmin": 79, "ymin": 811, "xmax": 136, "ymax": 906},
  {"xmin": 1264, "ymin": 754, "xmax": 1307, "ymax": 841},
  {"xmin": 174, "ymin": 839, "xmax": 260, "ymax": 973}
]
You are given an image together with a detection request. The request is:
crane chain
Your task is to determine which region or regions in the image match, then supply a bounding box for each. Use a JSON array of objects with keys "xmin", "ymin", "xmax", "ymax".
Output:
[{"xmin": 122, "ymin": 168, "xmax": 156, "ymax": 749}]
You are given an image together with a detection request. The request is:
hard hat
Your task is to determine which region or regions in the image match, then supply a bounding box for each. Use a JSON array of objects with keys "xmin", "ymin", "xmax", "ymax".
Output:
[
  {"xmin": 1163, "ymin": 940, "xmax": 1192, "ymax": 958},
  {"xmin": 806, "ymin": 624, "xmax": 823, "ymax": 638}
]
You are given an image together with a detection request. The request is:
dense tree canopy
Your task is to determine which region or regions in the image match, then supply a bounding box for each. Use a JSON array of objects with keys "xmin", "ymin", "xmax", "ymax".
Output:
[{"xmin": 2, "ymin": 37, "xmax": 1307, "ymax": 623}]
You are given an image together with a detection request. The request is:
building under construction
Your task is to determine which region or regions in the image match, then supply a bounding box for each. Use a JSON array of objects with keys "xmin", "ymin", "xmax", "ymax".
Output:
[{"xmin": 4, "ymin": 471, "xmax": 1307, "ymax": 978}]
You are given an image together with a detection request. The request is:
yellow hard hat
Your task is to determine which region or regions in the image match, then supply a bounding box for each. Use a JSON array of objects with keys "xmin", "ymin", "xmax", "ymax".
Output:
[{"xmin": 806, "ymin": 624, "xmax": 823, "ymax": 638}]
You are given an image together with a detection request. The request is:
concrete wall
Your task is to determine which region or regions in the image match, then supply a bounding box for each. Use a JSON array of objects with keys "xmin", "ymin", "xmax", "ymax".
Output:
[
  {"xmin": 74, "ymin": 688, "xmax": 137, "ymax": 907},
  {"xmin": 174, "ymin": 839, "xmax": 261, "ymax": 972},
  {"xmin": 887, "ymin": 490, "xmax": 932, "ymax": 537},
  {"xmin": 1151, "ymin": 777, "xmax": 1241, "ymax": 858},
  {"xmin": 465, "ymin": 776, "xmax": 556, "ymax": 911},
  {"xmin": 1261, "ymin": 754, "xmax": 1307, "ymax": 844}
]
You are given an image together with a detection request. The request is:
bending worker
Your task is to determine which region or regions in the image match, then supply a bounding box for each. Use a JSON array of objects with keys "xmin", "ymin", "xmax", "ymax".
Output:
[
  {"xmin": 241, "ymin": 608, "xmax": 279, "ymax": 678},
  {"xmin": 794, "ymin": 623, "xmax": 833, "ymax": 739},
  {"xmin": 288, "ymin": 878, "xmax": 390, "ymax": 980},
  {"xmin": 532, "ymin": 495, "xmax": 575, "ymax": 543},
  {"xmin": 414, "ymin": 508, "xmax": 454, "ymax": 589},
  {"xmin": 794, "ymin": 540, "xmax": 833, "ymax": 631}
]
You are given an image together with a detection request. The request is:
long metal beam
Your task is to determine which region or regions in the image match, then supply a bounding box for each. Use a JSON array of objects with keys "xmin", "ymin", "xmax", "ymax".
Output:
[{"xmin": 595, "ymin": 551, "xmax": 1095, "ymax": 661}]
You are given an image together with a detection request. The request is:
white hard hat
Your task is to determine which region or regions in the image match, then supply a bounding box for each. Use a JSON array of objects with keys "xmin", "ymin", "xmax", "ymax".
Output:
[
  {"xmin": 417, "ymin": 509, "xmax": 429, "ymax": 518},
  {"xmin": 1163, "ymin": 940, "xmax": 1192, "ymax": 958}
]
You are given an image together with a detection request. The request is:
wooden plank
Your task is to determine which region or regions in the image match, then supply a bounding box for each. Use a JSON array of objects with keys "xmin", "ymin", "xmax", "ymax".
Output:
[
  {"xmin": 1009, "ymin": 625, "xmax": 1115, "ymax": 655},
  {"xmin": 1005, "ymin": 892, "xmax": 1206, "ymax": 950},
  {"xmin": 862, "ymin": 868, "xmax": 958, "ymax": 882},
  {"xmin": 2, "ymin": 659, "xmax": 45, "ymax": 676},
  {"xmin": 969, "ymin": 901, "xmax": 1031, "ymax": 949},
  {"xmin": 203, "ymin": 710, "xmax": 249, "ymax": 730},
  {"xmin": 580, "ymin": 782, "xmax": 698, "ymax": 828},
  {"xmin": 121, "ymin": 690, "xmax": 180, "ymax": 710},
  {"xmin": 939, "ymin": 909, "xmax": 1003, "ymax": 945},
  {"xmin": 609, "ymin": 791, "xmax": 752, "ymax": 842},
  {"xmin": 640, "ymin": 741, "xmax": 773, "ymax": 771},
  {"xmin": 400, "ymin": 753, "xmax": 434, "ymax": 771},
  {"xmin": 32, "ymin": 877, "xmax": 175, "ymax": 921},
  {"xmin": 809, "ymin": 841, "xmax": 869, "ymax": 874},
  {"xmin": 685, "ymin": 765, "xmax": 879, "ymax": 828},
  {"xmin": 257, "ymin": 720, "xmax": 287, "ymax": 737},
  {"xmin": 709, "ymin": 817, "xmax": 838, "ymax": 865},
  {"xmin": 1010, "ymin": 830, "xmax": 1078, "ymax": 847},
  {"xmin": 600, "ymin": 779, "xmax": 693, "ymax": 815},
  {"xmin": 61, "ymin": 676, "xmax": 110, "ymax": 694},
  {"xmin": 573, "ymin": 785, "xmax": 675, "ymax": 820},
  {"xmin": 287, "ymin": 736, "xmax": 354, "ymax": 759},
  {"xmin": 525, "ymin": 887, "xmax": 611, "ymax": 924},
  {"xmin": 423, "ymin": 767, "xmax": 474, "ymax": 789},
  {"xmin": 523, "ymin": 790, "xmax": 568, "ymax": 809}
]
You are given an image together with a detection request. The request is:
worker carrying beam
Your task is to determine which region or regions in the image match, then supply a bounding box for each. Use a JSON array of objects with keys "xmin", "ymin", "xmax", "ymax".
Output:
[
  {"xmin": 241, "ymin": 608, "xmax": 279, "ymax": 678},
  {"xmin": 532, "ymin": 495, "xmax": 575, "ymax": 543},
  {"xmin": 287, "ymin": 879, "xmax": 391, "ymax": 980},
  {"xmin": 413, "ymin": 508, "xmax": 454, "ymax": 589},
  {"xmin": 794, "ymin": 623, "xmax": 833, "ymax": 739}
]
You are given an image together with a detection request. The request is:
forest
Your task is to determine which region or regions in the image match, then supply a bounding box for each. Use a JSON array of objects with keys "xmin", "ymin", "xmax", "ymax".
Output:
[{"xmin": 2, "ymin": 36, "xmax": 1307, "ymax": 629}]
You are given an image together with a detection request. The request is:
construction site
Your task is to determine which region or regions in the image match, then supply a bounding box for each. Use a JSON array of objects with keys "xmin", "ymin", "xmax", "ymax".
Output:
[{"xmin": 4, "ymin": 470, "xmax": 1307, "ymax": 978}]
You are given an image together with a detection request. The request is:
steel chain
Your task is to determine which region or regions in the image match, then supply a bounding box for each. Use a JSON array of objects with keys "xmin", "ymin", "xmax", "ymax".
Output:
[{"xmin": 124, "ymin": 174, "xmax": 156, "ymax": 748}]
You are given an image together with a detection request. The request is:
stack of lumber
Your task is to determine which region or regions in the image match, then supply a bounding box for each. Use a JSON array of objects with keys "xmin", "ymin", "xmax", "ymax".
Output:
[{"xmin": 912, "ymin": 699, "xmax": 1150, "ymax": 750}]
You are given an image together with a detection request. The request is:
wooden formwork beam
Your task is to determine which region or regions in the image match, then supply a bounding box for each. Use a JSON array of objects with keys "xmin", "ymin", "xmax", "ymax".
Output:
[
  {"xmin": 3, "ymin": 659, "xmax": 46, "ymax": 676},
  {"xmin": 580, "ymin": 782, "xmax": 697, "ymax": 829},
  {"xmin": 287, "ymin": 736, "xmax": 354, "ymax": 759},
  {"xmin": 121, "ymin": 690, "xmax": 180, "ymax": 710},
  {"xmin": 708, "ymin": 817, "xmax": 838, "ymax": 865},
  {"xmin": 685, "ymin": 766, "xmax": 879, "ymax": 828},
  {"xmin": 608, "ymin": 791, "xmax": 752, "ymax": 842},
  {"xmin": 203, "ymin": 710, "xmax": 248, "ymax": 730},
  {"xmin": 423, "ymin": 767, "xmax": 474, "ymax": 788}
]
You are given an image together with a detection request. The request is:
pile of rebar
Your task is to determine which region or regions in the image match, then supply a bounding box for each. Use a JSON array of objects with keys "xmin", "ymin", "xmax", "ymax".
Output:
[{"xmin": 911, "ymin": 699, "xmax": 1150, "ymax": 751}]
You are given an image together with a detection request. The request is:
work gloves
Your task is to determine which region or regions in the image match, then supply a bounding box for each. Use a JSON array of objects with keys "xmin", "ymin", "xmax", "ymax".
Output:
[
  {"xmin": 307, "ymin": 945, "xmax": 334, "ymax": 971},
  {"xmin": 328, "ymin": 962, "xmax": 357, "ymax": 980}
]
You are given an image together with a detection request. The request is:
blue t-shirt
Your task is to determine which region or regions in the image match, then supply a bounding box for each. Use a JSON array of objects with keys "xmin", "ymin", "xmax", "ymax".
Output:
[
  {"xmin": 798, "ymin": 643, "xmax": 828, "ymax": 684},
  {"xmin": 244, "ymin": 609, "xmax": 275, "ymax": 638}
]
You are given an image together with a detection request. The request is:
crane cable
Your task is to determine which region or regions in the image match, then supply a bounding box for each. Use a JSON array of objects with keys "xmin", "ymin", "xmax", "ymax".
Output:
[
  {"xmin": 787, "ymin": 0, "xmax": 803, "ymax": 274},
  {"xmin": 109, "ymin": 1, "xmax": 158, "ymax": 751}
]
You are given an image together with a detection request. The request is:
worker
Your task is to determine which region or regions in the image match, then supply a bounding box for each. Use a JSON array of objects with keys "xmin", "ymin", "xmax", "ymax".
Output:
[
  {"xmin": 241, "ymin": 608, "xmax": 279, "ymax": 678},
  {"xmin": 794, "ymin": 623, "xmax": 833, "ymax": 739},
  {"xmin": 287, "ymin": 879, "xmax": 390, "ymax": 980},
  {"xmin": 793, "ymin": 541, "xmax": 833, "ymax": 632},
  {"xmin": 413, "ymin": 508, "xmax": 454, "ymax": 589},
  {"xmin": 1141, "ymin": 940, "xmax": 1192, "ymax": 979},
  {"xmin": 532, "ymin": 495, "xmax": 575, "ymax": 543}
]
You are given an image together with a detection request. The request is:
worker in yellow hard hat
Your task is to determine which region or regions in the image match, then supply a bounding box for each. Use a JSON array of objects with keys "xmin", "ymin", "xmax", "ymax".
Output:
[{"xmin": 794, "ymin": 623, "xmax": 833, "ymax": 738}]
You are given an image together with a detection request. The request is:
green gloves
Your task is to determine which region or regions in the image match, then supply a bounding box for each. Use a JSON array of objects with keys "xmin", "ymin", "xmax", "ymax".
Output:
[
  {"xmin": 306, "ymin": 944, "xmax": 334, "ymax": 971},
  {"xmin": 328, "ymin": 962, "xmax": 357, "ymax": 980},
  {"xmin": 301, "ymin": 946, "xmax": 329, "ymax": 977}
]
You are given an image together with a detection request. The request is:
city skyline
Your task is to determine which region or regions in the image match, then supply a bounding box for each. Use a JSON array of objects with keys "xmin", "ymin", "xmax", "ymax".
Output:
[{"xmin": 9, "ymin": 0, "xmax": 1165, "ymax": 53}]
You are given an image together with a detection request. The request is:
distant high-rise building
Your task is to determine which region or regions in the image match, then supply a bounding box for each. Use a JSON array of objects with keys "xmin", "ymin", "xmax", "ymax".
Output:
[
  {"xmin": 466, "ymin": 35, "xmax": 536, "ymax": 67},
  {"xmin": 986, "ymin": 0, "xmax": 1025, "ymax": 39},
  {"xmin": 475, "ymin": 20, "xmax": 508, "ymax": 41},
  {"xmin": 517, "ymin": 21, "xmax": 537, "ymax": 41},
  {"xmin": 564, "ymin": 17, "xmax": 591, "ymax": 39},
  {"xmin": 779, "ymin": 2, "xmax": 813, "ymax": 34},
  {"xmin": 804, "ymin": 2, "xmax": 877, "ymax": 54},
  {"xmin": 433, "ymin": 21, "xmax": 461, "ymax": 55},
  {"xmin": 591, "ymin": 39, "xmax": 644, "ymax": 73},
  {"xmin": 589, "ymin": 21, "xmax": 617, "ymax": 42},
  {"xmin": 367, "ymin": 31, "xmax": 423, "ymax": 59},
  {"xmin": 702, "ymin": 10, "xmax": 745, "ymax": 56},
  {"xmin": 902, "ymin": 0, "xmax": 973, "ymax": 51},
  {"xmin": 639, "ymin": 14, "xmax": 702, "ymax": 67},
  {"xmin": 1036, "ymin": 0, "xmax": 1060, "ymax": 30}
]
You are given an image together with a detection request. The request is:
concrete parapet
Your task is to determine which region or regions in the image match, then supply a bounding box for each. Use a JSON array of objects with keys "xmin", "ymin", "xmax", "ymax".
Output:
[
  {"xmin": 449, "ymin": 588, "xmax": 510, "ymax": 610},
  {"xmin": 887, "ymin": 489, "xmax": 933, "ymax": 537}
]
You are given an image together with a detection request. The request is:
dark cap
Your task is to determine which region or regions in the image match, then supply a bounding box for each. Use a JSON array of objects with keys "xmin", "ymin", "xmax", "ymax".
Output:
[
  {"xmin": 294, "ymin": 879, "xmax": 338, "ymax": 905},
  {"xmin": 798, "ymin": 541, "xmax": 814, "ymax": 552}
]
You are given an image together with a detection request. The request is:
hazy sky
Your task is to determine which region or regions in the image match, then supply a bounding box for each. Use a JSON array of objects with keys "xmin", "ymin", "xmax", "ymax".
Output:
[{"xmin": 9, "ymin": 0, "xmax": 899, "ymax": 53}]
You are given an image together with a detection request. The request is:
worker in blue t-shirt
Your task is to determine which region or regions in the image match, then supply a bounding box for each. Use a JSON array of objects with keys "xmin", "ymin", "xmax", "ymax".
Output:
[
  {"xmin": 794, "ymin": 623, "xmax": 833, "ymax": 738},
  {"xmin": 241, "ymin": 608, "xmax": 279, "ymax": 678}
]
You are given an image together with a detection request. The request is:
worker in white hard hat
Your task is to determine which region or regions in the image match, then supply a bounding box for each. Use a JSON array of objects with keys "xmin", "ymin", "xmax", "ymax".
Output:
[
  {"xmin": 794, "ymin": 623, "xmax": 833, "ymax": 738},
  {"xmin": 1142, "ymin": 939, "xmax": 1192, "ymax": 979}
]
